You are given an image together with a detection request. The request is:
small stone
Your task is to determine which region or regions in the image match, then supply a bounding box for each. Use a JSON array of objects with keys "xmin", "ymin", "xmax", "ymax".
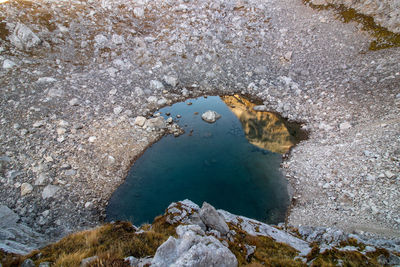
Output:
[
  {"xmin": 134, "ymin": 116, "xmax": 147, "ymax": 127},
  {"xmin": 253, "ymin": 105, "xmax": 268, "ymax": 111},
  {"xmin": 37, "ymin": 77, "xmax": 57, "ymax": 84},
  {"xmin": 157, "ymin": 98, "xmax": 167, "ymax": 106},
  {"xmin": 163, "ymin": 75, "xmax": 178, "ymax": 87},
  {"xmin": 64, "ymin": 169, "xmax": 76, "ymax": 176},
  {"xmin": 47, "ymin": 88, "xmax": 64, "ymax": 98},
  {"xmin": 80, "ymin": 256, "xmax": 98, "ymax": 267},
  {"xmin": 201, "ymin": 110, "xmax": 221, "ymax": 123},
  {"xmin": 113, "ymin": 106, "xmax": 123, "ymax": 115},
  {"xmin": 3, "ymin": 59, "xmax": 17, "ymax": 69},
  {"xmin": 20, "ymin": 183, "xmax": 33, "ymax": 196},
  {"xmin": 385, "ymin": 171, "xmax": 395, "ymax": 179},
  {"xmin": 109, "ymin": 89, "xmax": 117, "ymax": 95},
  {"xmin": 339, "ymin": 122, "xmax": 352, "ymax": 131},
  {"xmin": 69, "ymin": 98, "xmax": 79, "ymax": 106},
  {"xmin": 33, "ymin": 121, "xmax": 45, "ymax": 128},
  {"xmin": 133, "ymin": 7, "xmax": 145, "ymax": 18},
  {"xmin": 42, "ymin": 185, "xmax": 60, "ymax": 199},
  {"xmin": 150, "ymin": 80, "xmax": 164, "ymax": 90},
  {"xmin": 21, "ymin": 259, "xmax": 35, "ymax": 267},
  {"xmin": 85, "ymin": 202, "xmax": 92, "ymax": 209},
  {"xmin": 366, "ymin": 174, "xmax": 376, "ymax": 182},
  {"xmin": 35, "ymin": 173, "xmax": 47, "ymax": 186},
  {"xmin": 56, "ymin": 127, "xmax": 66, "ymax": 135},
  {"xmin": 88, "ymin": 136, "xmax": 97, "ymax": 143},
  {"xmin": 111, "ymin": 34, "xmax": 124, "ymax": 45},
  {"xmin": 147, "ymin": 96, "xmax": 158, "ymax": 103},
  {"xmin": 94, "ymin": 34, "xmax": 108, "ymax": 47},
  {"xmin": 166, "ymin": 117, "xmax": 173, "ymax": 124},
  {"xmin": 284, "ymin": 51, "xmax": 293, "ymax": 61}
]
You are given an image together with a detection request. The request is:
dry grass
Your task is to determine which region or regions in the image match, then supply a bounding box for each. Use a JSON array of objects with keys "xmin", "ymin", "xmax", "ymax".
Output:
[{"xmin": 11, "ymin": 215, "xmax": 176, "ymax": 267}]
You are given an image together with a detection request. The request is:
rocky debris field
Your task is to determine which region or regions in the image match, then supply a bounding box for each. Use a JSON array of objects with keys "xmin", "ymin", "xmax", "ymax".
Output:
[
  {"xmin": 0, "ymin": 0, "xmax": 399, "ymax": 253},
  {"xmin": 5, "ymin": 200, "xmax": 400, "ymax": 266}
]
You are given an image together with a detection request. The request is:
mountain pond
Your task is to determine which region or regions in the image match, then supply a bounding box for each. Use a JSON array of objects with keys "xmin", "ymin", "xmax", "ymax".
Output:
[{"xmin": 106, "ymin": 95, "xmax": 305, "ymax": 226}]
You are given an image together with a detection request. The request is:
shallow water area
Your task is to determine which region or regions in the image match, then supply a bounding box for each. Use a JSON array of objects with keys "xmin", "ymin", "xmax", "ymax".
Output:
[{"xmin": 107, "ymin": 95, "xmax": 300, "ymax": 226}]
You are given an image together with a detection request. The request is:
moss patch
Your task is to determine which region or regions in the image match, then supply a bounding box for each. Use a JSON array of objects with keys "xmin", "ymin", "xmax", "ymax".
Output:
[{"xmin": 303, "ymin": 0, "xmax": 400, "ymax": 50}]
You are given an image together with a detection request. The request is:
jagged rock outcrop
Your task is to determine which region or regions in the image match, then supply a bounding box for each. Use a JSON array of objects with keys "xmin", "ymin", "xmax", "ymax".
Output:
[
  {"xmin": 151, "ymin": 225, "xmax": 237, "ymax": 267},
  {"xmin": 0, "ymin": 205, "xmax": 47, "ymax": 255}
]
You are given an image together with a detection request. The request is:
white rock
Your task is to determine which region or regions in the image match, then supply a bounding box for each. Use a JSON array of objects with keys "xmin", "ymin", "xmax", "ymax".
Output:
[
  {"xmin": 152, "ymin": 225, "xmax": 237, "ymax": 267},
  {"xmin": 88, "ymin": 136, "xmax": 97, "ymax": 143},
  {"xmin": 150, "ymin": 80, "xmax": 164, "ymax": 90},
  {"xmin": 144, "ymin": 117, "xmax": 166, "ymax": 130},
  {"xmin": 253, "ymin": 105, "xmax": 268, "ymax": 111},
  {"xmin": 20, "ymin": 183, "xmax": 33, "ymax": 196},
  {"xmin": 9, "ymin": 23, "xmax": 41, "ymax": 50},
  {"xmin": 94, "ymin": 34, "xmax": 108, "ymax": 48},
  {"xmin": 157, "ymin": 98, "xmax": 167, "ymax": 106},
  {"xmin": 134, "ymin": 7, "xmax": 145, "ymax": 18},
  {"xmin": 147, "ymin": 96, "xmax": 158, "ymax": 103},
  {"xmin": 3, "ymin": 59, "xmax": 17, "ymax": 69},
  {"xmin": 201, "ymin": 110, "xmax": 221, "ymax": 123},
  {"xmin": 113, "ymin": 106, "xmax": 123, "ymax": 115},
  {"xmin": 339, "ymin": 122, "xmax": 352, "ymax": 131},
  {"xmin": 134, "ymin": 116, "xmax": 147, "ymax": 127},
  {"xmin": 47, "ymin": 88, "xmax": 64, "ymax": 98},
  {"xmin": 42, "ymin": 185, "xmax": 60, "ymax": 199},
  {"xmin": 69, "ymin": 98, "xmax": 79, "ymax": 106},
  {"xmin": 34, "ymin": 173, "xmax": 47, "ymax": 186},
  {"xmin": 163, "ymin": 75, "xmax": 178, "ymax": 87},
  {"xmin": 37, "ymin": 77, "xmax": 57, "ymax": 84},
  {"xmin": 33, "ymin": 121, "xmax": 45, "ymax": 128},
  {"xmin": 112, "ymin": 34, "xmax": 124, "ymax": 45},
  {"xmin": 56, "ymin": 128, "xmax": 66, "ymax": 135},
  {"xmin": 385, "ymin": 171, "xmax": 395, "ymax": 179}
]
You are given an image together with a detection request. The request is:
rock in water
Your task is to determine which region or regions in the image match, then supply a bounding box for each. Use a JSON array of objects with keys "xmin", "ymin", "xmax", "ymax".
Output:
[
  {"xmin": 199, "ymin": 202, "xmax": 230, "ymax": 235},
  {"xmin": 201, "ymin": 110, "xmax": 221, "ymax": 123},
  {"xmin": 9, "ymin": 23, "xmax": 41, "ymax": 50},
  {"xmin": 152, "ymin": 225, "xmax": 238, "ymax": 267}
]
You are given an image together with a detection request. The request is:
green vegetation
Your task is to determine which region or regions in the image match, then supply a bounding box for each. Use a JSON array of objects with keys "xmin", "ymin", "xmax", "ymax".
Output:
[{"xmin": 303, "ymin": 0, "xmax": 400, "ymax": 50}]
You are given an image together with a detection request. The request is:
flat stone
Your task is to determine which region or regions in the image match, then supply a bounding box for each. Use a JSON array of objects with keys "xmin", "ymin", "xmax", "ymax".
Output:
[{"xmin": 42, "ymin": 185, "xmax": 60, "ymax": 199}]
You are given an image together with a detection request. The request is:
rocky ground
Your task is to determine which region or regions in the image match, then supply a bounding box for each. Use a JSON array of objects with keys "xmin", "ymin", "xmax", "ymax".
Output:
[{"xmin": 0, "ymin": 0, "xmax": 399, "ymax": 253}]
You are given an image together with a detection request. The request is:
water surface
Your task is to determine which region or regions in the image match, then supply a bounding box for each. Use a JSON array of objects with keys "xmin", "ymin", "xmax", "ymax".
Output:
[{"xmin": 107, "ymin": 95, "xmax": 298, "ymax": 225}]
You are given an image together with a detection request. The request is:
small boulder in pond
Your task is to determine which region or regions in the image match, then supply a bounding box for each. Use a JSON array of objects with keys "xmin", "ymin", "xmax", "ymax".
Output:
[{"xmin": 201, "ymin": 110, "xmax": 221, "ymax": 123}]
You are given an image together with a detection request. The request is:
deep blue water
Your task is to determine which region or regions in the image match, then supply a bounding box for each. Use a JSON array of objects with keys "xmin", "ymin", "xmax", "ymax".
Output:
[{"xmin": 106, "ymin": 96, "xmax": 291, "ymax": 225}]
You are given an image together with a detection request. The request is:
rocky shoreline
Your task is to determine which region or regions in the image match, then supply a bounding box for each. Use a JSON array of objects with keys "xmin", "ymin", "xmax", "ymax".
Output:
[{"xmin": 0, "ymin": 0, "xmax": 399, "ymax": 253}]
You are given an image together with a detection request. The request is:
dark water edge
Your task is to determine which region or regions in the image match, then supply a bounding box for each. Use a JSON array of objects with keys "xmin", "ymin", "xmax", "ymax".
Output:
[{"xmin": 106, "ymin": 95, "xmax": 303, "ymax": 226}]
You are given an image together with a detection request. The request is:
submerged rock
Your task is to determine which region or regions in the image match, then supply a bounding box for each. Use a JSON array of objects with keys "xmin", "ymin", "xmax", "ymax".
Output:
[{"xmin": 201, "ymin": 110, "xmax": 221, "ymax": 123}]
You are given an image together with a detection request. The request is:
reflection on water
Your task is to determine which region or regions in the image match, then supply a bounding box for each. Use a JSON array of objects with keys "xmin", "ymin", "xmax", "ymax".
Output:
[{"xmin": 222, "ymin": 95, "xmax": 295, "ymax": 154}]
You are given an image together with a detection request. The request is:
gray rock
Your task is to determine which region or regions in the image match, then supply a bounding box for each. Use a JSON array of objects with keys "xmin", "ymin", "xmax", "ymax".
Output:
[
  {"xmin": 80, "ymin": 255, "xmax": 98, "ymax": 266},
  {"xmin": 20, "ymin": 183, "xmax": 33, "ymax": 196},
  {"xmin": 21, "ymin": 259, "xmax": 34, "ymax": 267},
  {"xmin": 201, "ymin": 111, "xmax": 221, "ymax": 123},
  {"xmin": 339, "ymin": 121, "xmax": 352, "ymax": 131},
  {"xmin": 47, "ymin": 88, "xmax": 64, "ymax": 98},
  {"xmin": 38, "ymin": 262, "xmax": 51, "ymax": 267},
  {"xmin": 9, "ymin": 23, "xmax": 41, "ymax": 50},
  {"xmin": 42, "ymin": 185, "xmax": 60, "ymax": 199},
  {"xmin": 199, "ymin": 202, "xmax": 229, "ymax": 235},
  {"xmin": 3, "ymin": 59, "xmax": 17, "ymax": 69},
  {"xmin": 113, "ymin": 106, "xmax": 123, "ymax": 115},
  {"xmin": 94, "ymin": 34, "xmax": 108, "ymax": 48},
  {"xmin": 152, "ymin": 225, "xmax": 237, "ymax": 267},
  {"xmin": 0, "ymin": 205, "xmax": 19, "ymax": 228}
]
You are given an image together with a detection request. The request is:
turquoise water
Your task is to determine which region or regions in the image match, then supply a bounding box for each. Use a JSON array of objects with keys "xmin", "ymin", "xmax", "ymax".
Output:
[{"xmin": 106, "ymin": 96, "xmax": 291, "ymax": 225}]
